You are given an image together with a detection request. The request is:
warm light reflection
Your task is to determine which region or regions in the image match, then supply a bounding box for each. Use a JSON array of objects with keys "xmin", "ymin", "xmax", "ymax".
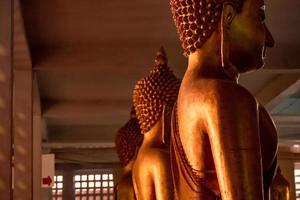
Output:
[
  {"xmin": 16, "ymin": 145, "xmax": 26, "ymax": 155},
  {"xmin": 16, "ymin": 180, "xmax": 27, "ymax": 190},
  {"xmin": 0, "ymin": 70, "xmax": 6, "ymax": 82},
  {"xmin": 0, "ymin": 97, "xmax": 5, "ymax": 109},
  {"xmin": 16, "ymin": 163, "xmax": 26, "ymax": 172},
  {"xmin": 0, "ymin": 178, "xmax": 5, "ymax": 189},
  {"xmin": 0, "ymin": 126, "xmax": 4, "ymax": 135},
  {"xmin": 0, "ymin": 44, "xmax": 6, "ymax": 56},
  {"xmin": 16, "ymin": 128, "xmax": 26, "ymax": 137},
  {"xmin": 16, "ymin": 112, "xmax": 26, "ymax": 120},
  {"xmin": 0, "ymin": 152, "xmax": 5, "ymax": 161}
]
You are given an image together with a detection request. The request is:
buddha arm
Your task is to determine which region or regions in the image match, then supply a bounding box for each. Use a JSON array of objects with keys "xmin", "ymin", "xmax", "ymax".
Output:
[
  {"xmin": 258, "ymin": 105, "xmax": 278, "ymax": 199},
  {"xmin": 258, "ymin": 104, "xmax": 278, "ymax": 171},
  {"xmin": 153, "ymin": 152, "xmax": 173, "ymax": 200},
  {"xmin": 206, "ymin": 85, "xmax": 264, "ymax": 199}
]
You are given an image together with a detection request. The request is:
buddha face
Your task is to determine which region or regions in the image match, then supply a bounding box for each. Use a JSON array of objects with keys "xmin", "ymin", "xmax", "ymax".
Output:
[{"xmin": 228, "ymin": 0, "xmax": 275, "ymax": 73}]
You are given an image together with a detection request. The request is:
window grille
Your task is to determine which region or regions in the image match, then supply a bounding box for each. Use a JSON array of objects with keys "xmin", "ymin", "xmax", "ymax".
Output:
[
  {"xmin": 295, "ymin": 165, "xmax": 300, "ymax": 200},
  {"xmin": 52, "ymin": 175, "xmax": 63, "ymax": 200},
  {"xmin": 74, "ymin": 171, "xmax": 114, "ymax": 200}
]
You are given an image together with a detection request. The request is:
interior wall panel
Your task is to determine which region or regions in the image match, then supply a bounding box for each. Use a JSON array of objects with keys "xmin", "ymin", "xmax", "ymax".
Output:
[
  {"xmin": 0, "ymin": 0, "xmax": 13, "ymax": 199},
  {"xmin": 13, "ymin": 69, "xmax": 33, "ymax": 200}
]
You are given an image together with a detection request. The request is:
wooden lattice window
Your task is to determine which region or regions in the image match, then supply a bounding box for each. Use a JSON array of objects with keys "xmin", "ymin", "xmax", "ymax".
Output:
[
  {"xmin": 295, "ymin": 163, "xmax": 300, "ymax": 200},
  {"xmin": 74, "ymin": 170, "xmax": 114, "ymax": 200},
  {"xmin": 52, "ymin": 175, "xmax": 63, "ymax": 200}
]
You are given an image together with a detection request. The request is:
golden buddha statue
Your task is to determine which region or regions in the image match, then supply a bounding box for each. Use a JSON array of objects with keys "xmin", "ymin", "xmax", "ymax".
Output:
[
  {"xmin": 115, "ymin": 108, "xmax": 143, "ymax": 200},
  {"xmin": 271, "ymin": 167, "xmax": 290, "ymax": 200},
  {"xmin": 132, "ymin": 47, "xmax": 180, "ymax": 200},
  {"xmin": 169, "ymin": 0, "xmax": 278, "ymax": 199}
]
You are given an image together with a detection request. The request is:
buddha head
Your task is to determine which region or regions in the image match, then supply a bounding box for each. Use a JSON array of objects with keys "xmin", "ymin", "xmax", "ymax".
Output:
[
  {"xmin": 133, "ymin": 47, "xmax": 180, "ymax": 134},
  {"xmin": 170, "ymin": 0, "xmax": 275, "ymax": 72},
  {"xmin": 115, "ymin": 108, "xmax": 143, "ymax": 167}
]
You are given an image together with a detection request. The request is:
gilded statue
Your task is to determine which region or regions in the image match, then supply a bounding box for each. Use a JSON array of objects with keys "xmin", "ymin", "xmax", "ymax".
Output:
[
  {"xmin": 169, "ymin": 0, "xmax": 278, "ymax": 199},
  {"xmin": 132, "ymin": 47, "xmax": 180, "ymax": 200},
  {"xmin": 271, "ymin": 167, "xmax": 290, "ymax": 200},
  {"xmin": 115, "ymin": 108, "xmax": 143, "ymax": 200}
]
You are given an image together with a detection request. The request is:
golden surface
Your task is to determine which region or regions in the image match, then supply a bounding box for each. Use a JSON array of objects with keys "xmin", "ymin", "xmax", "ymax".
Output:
[
  {"xmin": 170, "ymin": 0, "xmax": 278, "ymax": 199},
  {"xmin": 132, "ymin": 110, "xmax": 174, "ymax": 200},
  {"xmin": 116, "ymin": 160, "xmax": 136, "ymax": 200},
  {"xmin": 115, "ymin": 111, "xmax": 142, "ymax": 200},
  {"xmin": 131, "ymin": 48, "xmax": 177, "ymax": 199},
  {"xmin": 118, "ymin": 48, "xmax": 177, "ymax": 199},
  {"xmin": 120, "ymin": 0, "xmax": 279, "ymax": 198}
]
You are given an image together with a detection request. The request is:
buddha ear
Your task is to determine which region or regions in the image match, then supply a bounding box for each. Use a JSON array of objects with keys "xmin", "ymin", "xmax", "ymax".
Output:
[
  {"xmin": 161, "ymin": 105, "xmax": 166, "ymax": 144},
  {"xmin": 220, "ymin": 2, "xmax": 240, "ymax": 80},
  {"xmin": 221, "ymin": 3, "xmax": 236, "ymax": 29}
]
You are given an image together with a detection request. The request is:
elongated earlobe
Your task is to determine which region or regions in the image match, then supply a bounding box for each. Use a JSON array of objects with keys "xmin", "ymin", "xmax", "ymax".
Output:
[
  {"xmin": 220, "ymin": 3, "xmax": 239, "ymax": 80},
  {"xmin": 161, "ymin": 105, "xmax": 166, "ymax": 144}
]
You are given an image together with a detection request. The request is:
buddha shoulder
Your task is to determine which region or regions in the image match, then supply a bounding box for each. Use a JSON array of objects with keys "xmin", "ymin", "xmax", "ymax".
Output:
[{"xmin": 182, "ymin": 79, "xmax": 256, "ymax": 109}]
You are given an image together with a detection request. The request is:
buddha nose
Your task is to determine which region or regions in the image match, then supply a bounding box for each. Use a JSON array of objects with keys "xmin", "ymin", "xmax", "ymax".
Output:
[{"xmin": 264, "ymin": 24, "xmax": 275, "ymax": 48}]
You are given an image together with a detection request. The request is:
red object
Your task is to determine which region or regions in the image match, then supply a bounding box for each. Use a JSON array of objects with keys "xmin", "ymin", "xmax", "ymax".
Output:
[{"xmin": 42, "ymin": 176, "xmax": 52, "ymax": 186}]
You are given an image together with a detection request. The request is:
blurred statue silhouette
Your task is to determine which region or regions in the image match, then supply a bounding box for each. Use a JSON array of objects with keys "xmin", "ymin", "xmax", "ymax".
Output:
[
  {"xmin": 271, "ymin": 167, "xmax": 290, "ymax": 200},
  {"xmin": 115, "ymin": 108, "xmax": 143, "ymax": 200}
]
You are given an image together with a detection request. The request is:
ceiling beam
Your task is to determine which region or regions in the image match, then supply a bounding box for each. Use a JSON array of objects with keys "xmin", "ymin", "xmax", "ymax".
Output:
[
  {"xmin": 261, "ymin": 69, "xmax": 300, "ymax": 74},
  {"xmin": 53, "ymin": 149, "xmax": 119, "ymax": 164},
  {"xmin": 272, "ymin": 115, "xmax": 300, "ymax": 122},
  {"xmin": 276, "ymin": 123, "xmax": 300, "ymax": 128},
  {"xmin": 279, "ymin": 139, "xmax": 300, "ymax": 146},
  {"xmin": 42, "ymin": 99, "xmax": 131, "ymax": 126},
  {"xmin": 31, "ymin": 45, "xmax": 182, "ymax": 73},
  {"xmin": 255, "ymin": 74, "xmax": 300, "ymax": 110},
  {"xmin": 47, "ymin": 124, "xmax": 120, "ymax": 144},
  {"xmin": 279, "ymin": 133, "xmax": 300, "ymax": 140},
  {"xmin": 42, "ymin": 142, "xmax": 115, "ymax": 149}
]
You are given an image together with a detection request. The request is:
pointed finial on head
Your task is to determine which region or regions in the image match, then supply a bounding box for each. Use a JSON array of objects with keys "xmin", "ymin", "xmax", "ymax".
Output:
[{"xmin": 155, "ymin": 46, "xmax": 168, "ymax": 67}]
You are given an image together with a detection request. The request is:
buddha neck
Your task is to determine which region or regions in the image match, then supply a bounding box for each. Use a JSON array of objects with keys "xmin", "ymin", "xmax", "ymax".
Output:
[
  {"xmin": 142, "ymin": 119, "xmax": 164, "ymax": 146},
  {"xmin": 184, "ymin": 33, "xmax": 239, "ymax": 83}
]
